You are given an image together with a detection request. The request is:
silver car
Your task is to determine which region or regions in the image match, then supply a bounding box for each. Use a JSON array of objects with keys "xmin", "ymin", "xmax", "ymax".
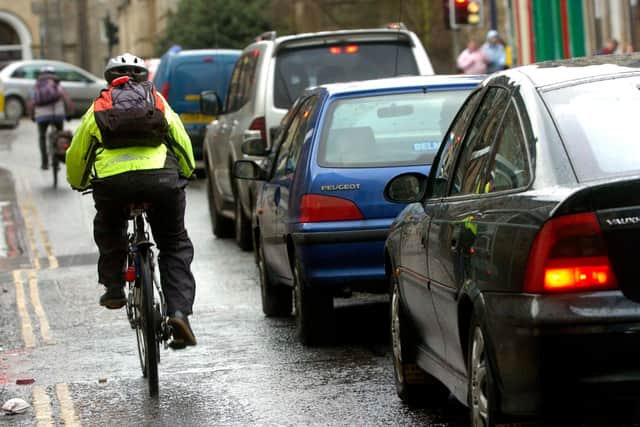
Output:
[{"xmin": 0, "ymin": 59, "xmax": 106, "ymax": 126}]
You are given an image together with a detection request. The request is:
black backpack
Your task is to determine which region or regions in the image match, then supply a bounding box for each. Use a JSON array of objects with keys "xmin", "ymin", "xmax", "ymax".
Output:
[{"xmin": 94, "ymin": 77, "xmax": 169, "ymax": 149}]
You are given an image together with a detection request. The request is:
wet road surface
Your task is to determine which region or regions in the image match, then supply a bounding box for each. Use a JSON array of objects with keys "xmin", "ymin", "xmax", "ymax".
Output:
[{"xmin": 0, "ymin": 120, "xmax": 468, "ymax": 426}]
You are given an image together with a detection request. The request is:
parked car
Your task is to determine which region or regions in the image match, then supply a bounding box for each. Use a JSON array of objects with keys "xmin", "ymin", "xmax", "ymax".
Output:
[
  {"xmin": 384, "ymin": 54, "xmax": 640, "ymax": 425},
  {"xmin": 201, "ymin": 24, "xmax": 435, "ymax": 250},
  {"xmin": 233, "ymin": 74, "xmax": 482, "ymax": 345},
  {"xmin": 153, "ymin": 48, "xmax": 241, "ymax": 170},
  {"xmin": 0, "ymin": 59, "xmax": 106, "ymax": 125}
]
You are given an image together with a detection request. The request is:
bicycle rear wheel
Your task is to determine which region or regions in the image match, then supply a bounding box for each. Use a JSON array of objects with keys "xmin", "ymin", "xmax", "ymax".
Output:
[{"xmin": 135, "ymin": 250, "xmax": 159, "ymax": 396}]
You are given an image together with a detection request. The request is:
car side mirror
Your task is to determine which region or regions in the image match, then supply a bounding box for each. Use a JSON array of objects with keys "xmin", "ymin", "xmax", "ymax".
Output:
[
  {"xmin": 241, "ymin": 130, "xmax": 268, "ymax": 156},
  {"xmin": 233, "ymin": 160, "xmax": 265, "ymax": 181},
  {"xmin": 384, "ymin": 173, "xmax": 428, "ymax": 203},
  {"xmin": 200, "ymin": 90, "xmax": 221, "ymax": 115}
]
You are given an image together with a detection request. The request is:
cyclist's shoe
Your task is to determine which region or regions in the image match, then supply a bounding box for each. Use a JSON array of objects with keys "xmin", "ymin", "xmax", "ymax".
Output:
[
  {"xmin": 99, "ymin": 285, "xmax": 126, "ymax": 309},
  {"xmin": 168, "ymin": 311, "xmax": 197, "ymax": 349}
]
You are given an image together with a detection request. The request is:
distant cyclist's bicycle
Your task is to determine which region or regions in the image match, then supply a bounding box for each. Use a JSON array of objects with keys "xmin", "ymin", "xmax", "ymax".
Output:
[
  {"xmin": 48, "ymin": 128, "xmax": 72, "ymax": 188},
  {"xmin": 124, "ymin": 203, "xmax": 171, "ymax": 396}
]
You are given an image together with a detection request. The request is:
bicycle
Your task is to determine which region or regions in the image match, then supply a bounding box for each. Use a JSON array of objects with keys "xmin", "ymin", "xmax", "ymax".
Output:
[
  {"xmin": 123, "ymin": 203, "xmax": 171, "ymax": 396},
  {"xmin": 48, "ymin": 128, "xmax": 72, "ymax": 188}
]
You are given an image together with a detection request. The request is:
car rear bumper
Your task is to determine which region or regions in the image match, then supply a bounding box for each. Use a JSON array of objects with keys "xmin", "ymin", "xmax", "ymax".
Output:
[
  {"xmin": 291, "ymin": 226, "xmax": 390, "ymax": 293},
  {"xmin": 482, "ymin": 291, "xmax": 640, "ymax": 416}
]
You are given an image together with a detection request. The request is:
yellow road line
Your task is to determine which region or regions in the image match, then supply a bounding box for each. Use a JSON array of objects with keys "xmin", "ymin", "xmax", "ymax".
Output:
[
  {"xmin": 17, "ymin": 195, "xmax": 41, "ymax": 270},
  {"xmin": 13, "ymin": 270, "xmax": 35, "ymax": 348},
  {"xmin": 32, "ymin": 385, "xmax": 54, "ymax": 427},
  {"xmin": 56, "ymin": 383, "xmax": 81, "ymax": 426},
  {"xmin": 28, "ymin": 270, "xmax": 52, "ymax": 344},
  {"xmin": 23, "ymin": 179, "xmax": 58, "ymax": 269}
]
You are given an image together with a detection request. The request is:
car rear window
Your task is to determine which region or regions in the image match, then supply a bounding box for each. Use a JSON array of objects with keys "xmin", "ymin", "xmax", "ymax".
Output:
[
  {"xmin": 543, "ymin": 75, "xmax": 640, "ymax": 181},
  {"xmin": 318, "ymin": 89, "xmax": 472, "ymax": 168},
  {"xmin": 169, "ymin": 59, "xmax": 236, "ymax": 106},
  {"xmin": 274, "ymin": 42, "xmax": 419, "ymax": 109}
]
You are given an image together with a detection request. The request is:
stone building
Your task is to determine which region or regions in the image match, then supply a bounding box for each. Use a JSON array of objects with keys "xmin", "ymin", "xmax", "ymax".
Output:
[
  {"xmin": 115, "ymin": 0, "xmax": 179, "ymax": 59},
  {"xmin": 0, "ymin": 0, "xmax": 112, "ymax": 75}
]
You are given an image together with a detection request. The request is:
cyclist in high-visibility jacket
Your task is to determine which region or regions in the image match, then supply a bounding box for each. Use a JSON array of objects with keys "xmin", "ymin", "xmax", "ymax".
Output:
[{"xmin": 66, "ymin": 53, "xmax": 197, "ymax": 349}]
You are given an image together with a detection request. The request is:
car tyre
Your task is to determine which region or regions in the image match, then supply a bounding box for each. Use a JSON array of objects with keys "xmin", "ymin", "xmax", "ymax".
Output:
[
  {"xmin": 390, "ymin": 274, "xmax": 449, "ymax": 405},
  {"xmin": 234, "ymin": 195, "xmax": 253, "ymax": 251},
  {"xmin": 206, "ymin": 172, "xmax": 233, "ymax": 238},
  {"xmin": 4, "ymin": 96, "xmax": 24, "ymax": 121},
  {"xmin": 293, "ymin": 262, "xmax": 334, "ymax": 346},
  {"xmin": 468, "ymin": 312, "xmax": 500, "ymax": 427},
  {"xmin": 258, "ymin": 237, "xmax": 292, "ymax": 317}
]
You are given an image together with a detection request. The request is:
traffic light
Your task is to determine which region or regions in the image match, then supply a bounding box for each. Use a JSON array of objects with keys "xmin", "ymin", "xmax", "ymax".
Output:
[
  {"xmin": 448, "ymin": 0, "xmax": 483, "ymax": 28},
  {"xmin": 104, "ymin": 14, "xmax": 119, "ymax": 50}
]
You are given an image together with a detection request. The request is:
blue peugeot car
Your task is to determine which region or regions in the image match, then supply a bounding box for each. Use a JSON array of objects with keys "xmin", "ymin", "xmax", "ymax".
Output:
[{"xmin": 233, "ymin": 75, "xmax": 483, "ymax": 345}]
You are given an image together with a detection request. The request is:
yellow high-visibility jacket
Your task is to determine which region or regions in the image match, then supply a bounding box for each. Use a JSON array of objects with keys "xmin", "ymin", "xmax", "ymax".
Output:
[{"xmin": 66, "ymin": 95, "xmax": 194, "ymax": 191}]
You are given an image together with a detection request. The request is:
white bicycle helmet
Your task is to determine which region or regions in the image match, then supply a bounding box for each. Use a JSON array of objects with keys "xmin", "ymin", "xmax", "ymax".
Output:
[{"xmin": 104, "ymin": 52, "xmax": 149, "ymax": 83}]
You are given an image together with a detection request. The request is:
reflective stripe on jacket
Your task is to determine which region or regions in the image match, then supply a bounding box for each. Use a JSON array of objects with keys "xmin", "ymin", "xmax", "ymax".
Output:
[{"xmin": 65, "ymin": 94, "xmax": 194, "ymax": 190}]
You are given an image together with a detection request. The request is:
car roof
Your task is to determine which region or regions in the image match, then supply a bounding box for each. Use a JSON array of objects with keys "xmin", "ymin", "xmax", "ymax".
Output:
[
  {"xmin": 309, "ymin": 74, "xmax": 484, "ymax": 97},
  {"xmin": 510, "ymin": 53, "xmax": 640, "ymax": 89},
  {"xmin": 0, "ymin": 59, "xmax": 101, "ymax": 78},
  {"xmin": 167, "ymin": 49, "xmax": 241, "ymax": 58},
  {"xmin": 270, "ymin": 28, "xmax": 419, "ymax": 51}
]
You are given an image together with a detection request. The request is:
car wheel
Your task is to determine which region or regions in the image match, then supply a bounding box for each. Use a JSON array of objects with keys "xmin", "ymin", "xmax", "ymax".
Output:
[
  {"xmin": 390, "ymin": 274, "xmax": 449, "ymax": 405},
  {"xmin": 468, "ymin": 313, "xmax": 500, "ymax": 427},
  {"xmin": 4, "ymin": 96, "xmax": 24, "ymax": 121},
  {"xmin": 206, "ymin": 172, "xmax": 233, "ymax": 238},
  {"xmin": 234, "ymin": 195, "xmax": 253, "ymax": 251},
  {"xmin": 293, "ymin": 261, "xmax": 334, "ymax": 346},
  {"xmin": 258, "ymin": 238, "xmax": 292, "ymax": 317}
]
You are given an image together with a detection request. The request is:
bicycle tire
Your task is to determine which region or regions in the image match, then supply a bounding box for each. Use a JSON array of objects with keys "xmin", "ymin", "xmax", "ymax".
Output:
[
  {"xmin": 52, "ymin": 156, "xmax": 59, "ymax": 188},
  {"xmin": 138, "ymin": 250, "xmax": 159, "ymax": 396}
]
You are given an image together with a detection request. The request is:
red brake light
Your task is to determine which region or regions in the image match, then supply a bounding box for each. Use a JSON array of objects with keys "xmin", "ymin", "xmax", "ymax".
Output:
[
  {"xmin": 203, "ymin": 57, "xmax": 214, "ymax": 62},
  {"xmin": 329, "ymin": 46, "xmax": 342, "ymax": 55},
  {"xmin": 249, "ymin": 116, "xmax": 266, "ymax": 143},
  {"xmin": 161, "ymin": 82, "xmax": 169, "ymax": 99},
  {"xmin": 524, "ymin": 212, "xmax": 617, "ymax": 293},
  {"xmin": 299, "ymin": 194, "xmax": 363, "ymax": 223},
  {"xmin": 345, "ymin": 45, "xmax": 359, "ymax": 54}
]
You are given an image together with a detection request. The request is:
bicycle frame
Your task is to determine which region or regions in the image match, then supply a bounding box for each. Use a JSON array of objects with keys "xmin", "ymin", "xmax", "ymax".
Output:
[
  {"xmin": 126, "ymin": 209, "xmax": 169, "ymax": 343},
  {"xmin": 124, "ymin": 207, "xmax": 169, "ymax": 396}
]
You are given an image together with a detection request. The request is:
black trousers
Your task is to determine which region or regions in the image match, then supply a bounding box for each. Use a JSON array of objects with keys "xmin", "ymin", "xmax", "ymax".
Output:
[
  {"xmin": 37, "ymin": 121, "xmax": 63, "ymax": 167},
  {"xmin": 92, "ymin": 168, "xmax": 196, "ymax": 315}
]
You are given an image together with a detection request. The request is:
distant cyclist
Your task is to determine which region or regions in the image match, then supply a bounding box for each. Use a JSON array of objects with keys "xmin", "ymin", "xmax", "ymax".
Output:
[
  {"xmin": 65, "ymin": 53, "xmax": 197, "ymax": 349},
  {"xmin": 29, "ymin": 66, "xmax": 73, "ymax": 170}
]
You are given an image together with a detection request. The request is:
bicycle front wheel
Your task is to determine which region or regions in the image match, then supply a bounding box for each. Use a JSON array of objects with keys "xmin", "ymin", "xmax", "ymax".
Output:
[{"xmin": 136, "ymin": 250, "xmax": 159, "ymax": 396}]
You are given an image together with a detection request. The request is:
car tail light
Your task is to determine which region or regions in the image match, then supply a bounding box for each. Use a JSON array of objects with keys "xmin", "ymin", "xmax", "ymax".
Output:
[
  {"xmin": 161, "ymin": 82, "xmax": 169, "ymax": 99},
  {"xmin": 249, "ymin": 116, "xmax": 266, "ymax": 143},
  {"xmin": 203, "ymin": 57, "xmax": 214, "ymax": 62},
  {"xmin": 524, "ymin": 212, "xmax": 617, "ymax": 293},
  {"xmin": 329, "ymin": 46, "xmax": 342, "ymax": 55},
  {"xmin": 299, "ymin": 194, "xmax": 363, "ymax": 223},
  {"xmin": 345, "ymin": 45, "xmax": 359, "ymax": 54}
]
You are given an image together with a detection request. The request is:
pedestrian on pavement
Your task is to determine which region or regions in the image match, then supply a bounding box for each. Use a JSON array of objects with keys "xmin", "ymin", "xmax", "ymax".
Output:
[
  {"xmin": 595, "ymin": 38, "xmax": 619, "ymax": 55},
  {"xmin": 457, "ymin": 39, "xmax": 488, "ymax": 75},
  {"xmin": 28, "ymin": 66, "xmax": 73, "ymax": 170},
  {"xmin": 65, "ymin": 53, "xmax": 198, "ymax": 349},
  {"xmin": 482, "ymin": 29, "xmax": 506, "ymax": 74}
]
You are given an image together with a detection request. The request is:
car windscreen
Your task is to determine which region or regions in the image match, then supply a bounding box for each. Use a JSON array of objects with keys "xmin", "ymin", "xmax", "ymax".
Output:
[
  {"xmin": 169, "ymin": 59, "xmax": 236, "ymax": 109},
  {"xmin": 318, "ymin": 89, "xmax": 472, "ymax": 168},
  {"xmin": 543, "ymin": 75, "xmax": 640, "ymax": 181},
  {"xmin": 274, "ymin": 42, "xmax": 419, "ymax": 109}
]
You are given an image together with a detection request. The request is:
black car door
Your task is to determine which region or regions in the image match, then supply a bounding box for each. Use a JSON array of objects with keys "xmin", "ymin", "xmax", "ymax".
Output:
[
  {"xmin": 427, "ymin": 86, "xmax": 511, "ymax": 373},
  {"xmin": 401, "ymin": 90, "xmax": 483, "ymax": 361}
]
